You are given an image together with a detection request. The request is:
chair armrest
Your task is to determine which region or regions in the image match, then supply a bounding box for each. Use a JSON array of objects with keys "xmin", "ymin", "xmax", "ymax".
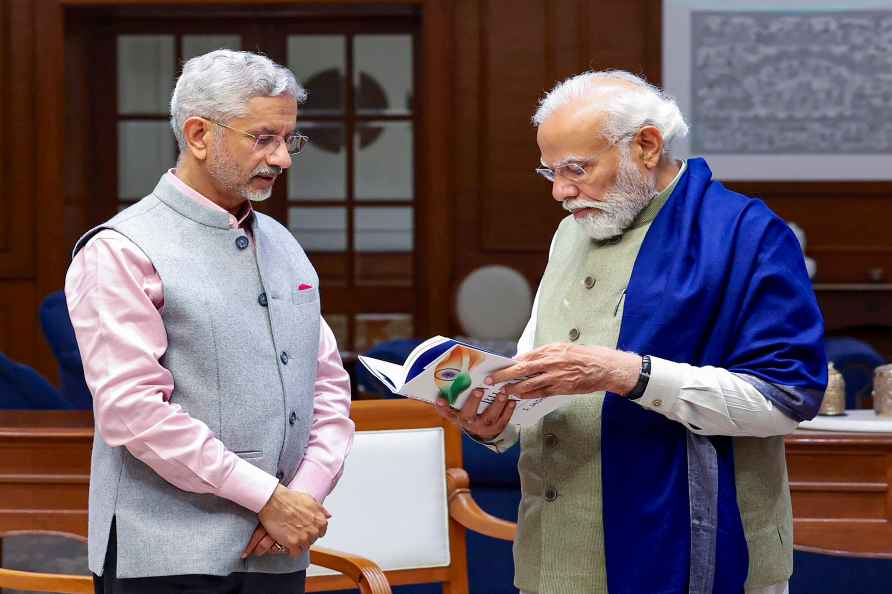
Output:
[
  {"xmin": 309, "ymin": 545, "xmax": 392, "ymax": 594},
  {"xmin": 0, "ymin": 568, "xmax": 93, "ymax": 593},
  {"xmin": 446, "ymin": 467, "xmax": 517, "ymax": 541}
]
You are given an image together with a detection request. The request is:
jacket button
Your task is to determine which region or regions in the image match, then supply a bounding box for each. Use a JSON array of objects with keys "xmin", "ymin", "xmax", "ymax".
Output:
[
  {"xmin": 235, "ymin": 235, "xmax": 249, "ymax": 250},
  {"xmin": 289, "ymin": 410, "xmax": 297, "ymax": 426},
  {"xmin": 544, "ymin": 487, "xmax": 558, "ymax": 502},
  {"xmin": 584, "ymin": 276, "xmax": 596, "ymax": 289},
  {"xmin": 276, "ymin": 470, "xmax": 284, "ymax": 480},
  {"xmin": 258, "ymin": 292, "xmax": 268, "ymax": 307},
  {"xmin": 280, "ymin": 352, "xmax": 289, "ymax": 365},
  {"xmin": 543, "ymin": 433, "xmax": 558, "ymax": 447},
  {"xmin": 568, "ymin": 328, "xmax": 580, "ymax": 341}
]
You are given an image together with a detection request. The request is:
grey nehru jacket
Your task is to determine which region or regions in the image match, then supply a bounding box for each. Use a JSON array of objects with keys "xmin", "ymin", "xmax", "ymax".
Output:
[{"xmin": 73, "ymin": 175, "xmax": 321, "ymax": 578}]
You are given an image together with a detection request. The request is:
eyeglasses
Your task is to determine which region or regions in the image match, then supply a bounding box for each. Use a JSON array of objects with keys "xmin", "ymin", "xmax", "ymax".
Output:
[
  {"xmin": 205, "ymin": 118, "xmax": 309, "ymax": 155},
  {"xmin": 535, "ymin": 160, "xmax": 592, "ymax": 183},
  {"xmin": 535, "ymin": 131, "xmax": 636, "ymax": 183}
]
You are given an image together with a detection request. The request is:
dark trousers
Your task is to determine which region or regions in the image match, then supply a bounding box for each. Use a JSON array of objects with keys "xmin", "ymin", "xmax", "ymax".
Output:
[{"xmin": 93, "ymin": 519, "xmax": 306, "ymax": 594}]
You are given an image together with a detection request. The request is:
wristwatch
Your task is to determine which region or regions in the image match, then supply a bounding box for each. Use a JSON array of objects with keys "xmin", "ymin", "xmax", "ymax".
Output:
[{"xmin": 625, "ymin": 355, "xmax": 651, "ymax": 400}]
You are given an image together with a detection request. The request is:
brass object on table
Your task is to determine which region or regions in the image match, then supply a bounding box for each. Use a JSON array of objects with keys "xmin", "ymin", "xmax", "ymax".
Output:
[
  {"xmin": 873, "ymin": 364, "xmax": 892, "ymax": 417},
  {"xmin": 818, "ymin": 362, "xmax": 846, "ymax": 416}
]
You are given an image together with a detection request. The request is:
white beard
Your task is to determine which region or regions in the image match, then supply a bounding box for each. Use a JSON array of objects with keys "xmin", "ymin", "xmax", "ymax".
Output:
[
  {"xmin": 242, "ymin": 186, "xmax": 273, "ymax": 202},
  {"xmin": 564, "ymin": 146, "xmax": 657, "ymax": 240},
  {"xmin": 207, "ymin": 135, "xmax": 276, "ymax": 202}
]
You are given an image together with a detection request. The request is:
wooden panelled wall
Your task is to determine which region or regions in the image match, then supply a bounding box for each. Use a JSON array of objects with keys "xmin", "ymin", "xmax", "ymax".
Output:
[
  {"xmin": 0, "ymin": 0, "xmax": 46, "ymax": 379},
  {"xmin": 451, "ymin": 0, "xmax": 662, "ymax": 306},
  {"xmin": 0, "ymin": 0, "xmax": 889, "ymax": 382}
]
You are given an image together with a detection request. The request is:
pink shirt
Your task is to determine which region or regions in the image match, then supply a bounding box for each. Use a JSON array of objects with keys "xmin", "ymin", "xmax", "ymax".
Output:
[{"xmin": 65, "ymin": 171, "xmax": 354, "ymax": 514}]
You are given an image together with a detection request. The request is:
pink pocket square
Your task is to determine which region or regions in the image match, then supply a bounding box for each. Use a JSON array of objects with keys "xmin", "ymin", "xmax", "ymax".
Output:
[{"xmin": 298, "ymin": 283, "xmax": 313, "ymax": 291}]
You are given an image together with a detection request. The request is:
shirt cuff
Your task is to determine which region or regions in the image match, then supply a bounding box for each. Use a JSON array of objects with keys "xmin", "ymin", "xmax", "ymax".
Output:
[
  {"xmin": 634, "ymin": 355, "xmax": 685, "ymax": 414},
  {"xmin": 216, "ymin": 457, "xmax": 280, "ymax": 514},
  {"xmin": 464, "ymin": 424, "xmax": 519, "ymax": 454},
  {"xmin": 288, "ymin": 458, "xmax": 334, "ymax": 503}
]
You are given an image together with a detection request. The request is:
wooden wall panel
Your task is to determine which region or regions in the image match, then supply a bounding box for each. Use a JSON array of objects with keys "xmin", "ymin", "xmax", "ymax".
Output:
[
  {"xmin": 418, "ymin": 0, "xmax": 454, "ymax": 336},
  {"xmin": 0, "ymin": 0, "xmax": 5, "ymax": 256},
  {"xmin": 0, "ymin": 282, "xmax": 37, "ymax": 365},
  {"xmin": 0, "ymin": 0, "xmax": 36, "ymax": 279},
  {"xmin": 0, "ymin": 1, "xmax": 49, "ymax": 380},
  {"xmin": 63, "ymin": 18, "xmax": 94, "ymax": 254},
  {"xmin": 478, "ymin": 0, "xmax": 555, "ymax": 252}
]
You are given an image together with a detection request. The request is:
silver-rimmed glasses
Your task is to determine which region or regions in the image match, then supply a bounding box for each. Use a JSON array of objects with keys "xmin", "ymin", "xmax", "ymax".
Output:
[
  {"xmin": 205, "ymin": 118, "xmax": 309, "ymax": 155},
  {"xmin": 535, "ymin": 131, "xmax": 637, "ymax": 183},
  {"xmin": 535, "ymin": 160, "xmax": 591, "ymax": 183}
]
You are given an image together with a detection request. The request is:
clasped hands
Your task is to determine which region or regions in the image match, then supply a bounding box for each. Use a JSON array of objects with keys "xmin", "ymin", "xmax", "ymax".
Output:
[
  {"xmin": 241, "ymin": 484, "xmax": 330, "ymax": 559},
  {"xmin": 433, "ymin": 343, "xmax": 641, "ymax": 440}
]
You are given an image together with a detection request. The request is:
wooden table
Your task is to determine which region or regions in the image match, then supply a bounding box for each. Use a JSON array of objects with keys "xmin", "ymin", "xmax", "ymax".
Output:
[
  {"xmin": 0, "ymin": 411, "xmax": 92, "ymax": 539},
  {"xmin": 786, "ymin": 428, "xmax": 892, "ymax": 558},
  {"xmin": 2, "ymin": 412, "xmax": 891, "ymax": 558}
]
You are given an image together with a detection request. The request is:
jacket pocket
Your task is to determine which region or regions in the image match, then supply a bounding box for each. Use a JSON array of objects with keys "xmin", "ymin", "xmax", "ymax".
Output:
[
  {"xmin": 234, "ymin": 450, "xmax": 264, "ymax": 460},
  {"xmin": 292, "ymin": 286, "xmax": 319, "ymax": 306}
]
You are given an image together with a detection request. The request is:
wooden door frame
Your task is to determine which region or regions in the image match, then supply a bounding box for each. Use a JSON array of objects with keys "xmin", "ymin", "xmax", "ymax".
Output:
[{"xmin": 36, "ymin": 0, "xmax": 453, "ymax": 340}]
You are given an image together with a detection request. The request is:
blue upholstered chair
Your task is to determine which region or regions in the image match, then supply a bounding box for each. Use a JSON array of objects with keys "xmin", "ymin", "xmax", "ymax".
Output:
[
  {"xmin": 39, "ymin": 291, "xmax": 92, "ymax": 410},
  {"xmin": 460, "ymin": 434, "xmax": 520, "ymax": 594},
  {"xmin": 0, "ymin": 352, "xmax": 71, "ymax": 410}
]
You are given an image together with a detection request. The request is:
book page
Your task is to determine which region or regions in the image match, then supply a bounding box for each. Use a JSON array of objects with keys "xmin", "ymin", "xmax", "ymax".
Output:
[{"xmin": 357, "ymin": 357, "xmax": 408, "ymax": 392}]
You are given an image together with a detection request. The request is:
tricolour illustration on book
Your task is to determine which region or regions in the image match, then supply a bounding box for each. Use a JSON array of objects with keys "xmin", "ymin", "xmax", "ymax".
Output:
[{"xmin": 358, "ymin": 336, "xmax": 573, "ymax": 427}]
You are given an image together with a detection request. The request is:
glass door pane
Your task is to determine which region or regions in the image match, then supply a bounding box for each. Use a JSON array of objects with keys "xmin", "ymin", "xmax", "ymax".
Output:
[
  {"xmin": 354, "ymin": 35, "xmax": 413, "ymax": 115},
  {"xmin": 355, "ymin": 122, "xmax": 414, "ymax": 200},
  {"xmin": 117, "ymin": 35, "xmax": 174, "ymax": 114},
  {"xmin": 288, "ymin": 35, "xmax": 346, "ymax": 115}
]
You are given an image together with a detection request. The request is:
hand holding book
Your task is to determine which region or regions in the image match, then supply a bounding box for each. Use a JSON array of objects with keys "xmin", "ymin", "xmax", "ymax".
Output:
[
  {"xmin": 358, "ymin": 336, "xmax": 573, "ymax": 427},
  {"xmin": 433, "ymin": 388, "xmax": 516, "ymax": 441}
]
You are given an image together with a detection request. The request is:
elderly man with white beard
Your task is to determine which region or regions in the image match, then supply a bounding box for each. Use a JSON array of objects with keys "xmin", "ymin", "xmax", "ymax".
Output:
[{"xmin": 433, "ymin": 71, "xmax": 827, "ymax": 594}]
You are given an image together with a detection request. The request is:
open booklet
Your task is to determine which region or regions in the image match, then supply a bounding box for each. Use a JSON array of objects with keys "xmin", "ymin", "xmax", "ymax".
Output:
[{"xmin": 358, "ymin": 336, "xmax": 573, "ymax": 427}]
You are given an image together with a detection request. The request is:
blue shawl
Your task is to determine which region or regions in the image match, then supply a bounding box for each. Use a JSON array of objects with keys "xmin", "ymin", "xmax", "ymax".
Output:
[{"xmin": 602, "ymin": 158, "xmax": 827, "ymax": 594}]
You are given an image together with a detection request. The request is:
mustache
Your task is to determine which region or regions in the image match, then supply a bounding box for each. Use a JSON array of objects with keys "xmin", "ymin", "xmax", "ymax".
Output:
[
  {"xmin": 562, "ymin": 199, "xmax": 605, "ymax": 213},
  {"xmin": 252, "ymin": 165, "xmax": 283, "ymax": 177}
]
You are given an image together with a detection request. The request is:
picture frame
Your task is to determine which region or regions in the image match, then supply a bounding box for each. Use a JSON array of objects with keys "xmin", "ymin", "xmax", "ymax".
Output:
[{"xmin": 662, "ymin": 0, "xmax": 892, "ymax": 180}]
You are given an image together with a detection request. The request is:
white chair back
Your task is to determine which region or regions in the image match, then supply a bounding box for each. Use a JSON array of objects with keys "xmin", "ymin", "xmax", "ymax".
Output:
[{"xmin": 307, "ymin": 427, "xmax": 451, "ymax": 576}]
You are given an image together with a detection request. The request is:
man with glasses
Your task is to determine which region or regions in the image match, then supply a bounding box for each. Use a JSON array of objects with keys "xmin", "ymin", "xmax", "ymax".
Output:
[
  {"xmin": 434, "ymin": 71, "xmax": 826, "ymax": 594},
  {"xmin": 65, "ymin": 50, "xmax": 354, "ymax": 594}
]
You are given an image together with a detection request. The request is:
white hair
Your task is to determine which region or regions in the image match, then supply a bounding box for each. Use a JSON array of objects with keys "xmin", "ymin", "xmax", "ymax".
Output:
[
  {"xmin": 532, "ymin": 70, "xmax": 689, "ymax": 152},
  {"xmin": 170, "ymin": 49, "xmax": 307, "ymax": 152}
]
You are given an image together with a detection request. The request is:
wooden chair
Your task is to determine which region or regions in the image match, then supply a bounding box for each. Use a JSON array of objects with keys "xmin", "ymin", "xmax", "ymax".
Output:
[
  {"xmin": 0, "ymin": 528, "xmax": 389, "ymax": 594},
  {"xmin": 0, "ymin": 529, "xmax": 92, "ymax": 593},
  {"xmin": 306, "ymin": 399, "xmax": 516, "ymax": 594}
]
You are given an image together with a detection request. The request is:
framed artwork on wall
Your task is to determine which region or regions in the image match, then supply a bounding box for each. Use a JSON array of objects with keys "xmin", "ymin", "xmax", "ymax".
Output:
[{"xmin": 663, "ymin": 0, "xmax": 892, "ymax": 180}]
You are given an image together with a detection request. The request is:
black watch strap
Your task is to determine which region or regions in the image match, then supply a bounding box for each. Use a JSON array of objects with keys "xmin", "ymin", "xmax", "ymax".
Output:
[{"xmin": 625, "ymin": 355, "xmax": 651, "ymax": 400}]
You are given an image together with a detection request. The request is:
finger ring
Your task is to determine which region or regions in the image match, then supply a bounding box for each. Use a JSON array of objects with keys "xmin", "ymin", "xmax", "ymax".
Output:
[{"xmin": 272, "ymin": 542, "xmax": 287, "ymax": 553}]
